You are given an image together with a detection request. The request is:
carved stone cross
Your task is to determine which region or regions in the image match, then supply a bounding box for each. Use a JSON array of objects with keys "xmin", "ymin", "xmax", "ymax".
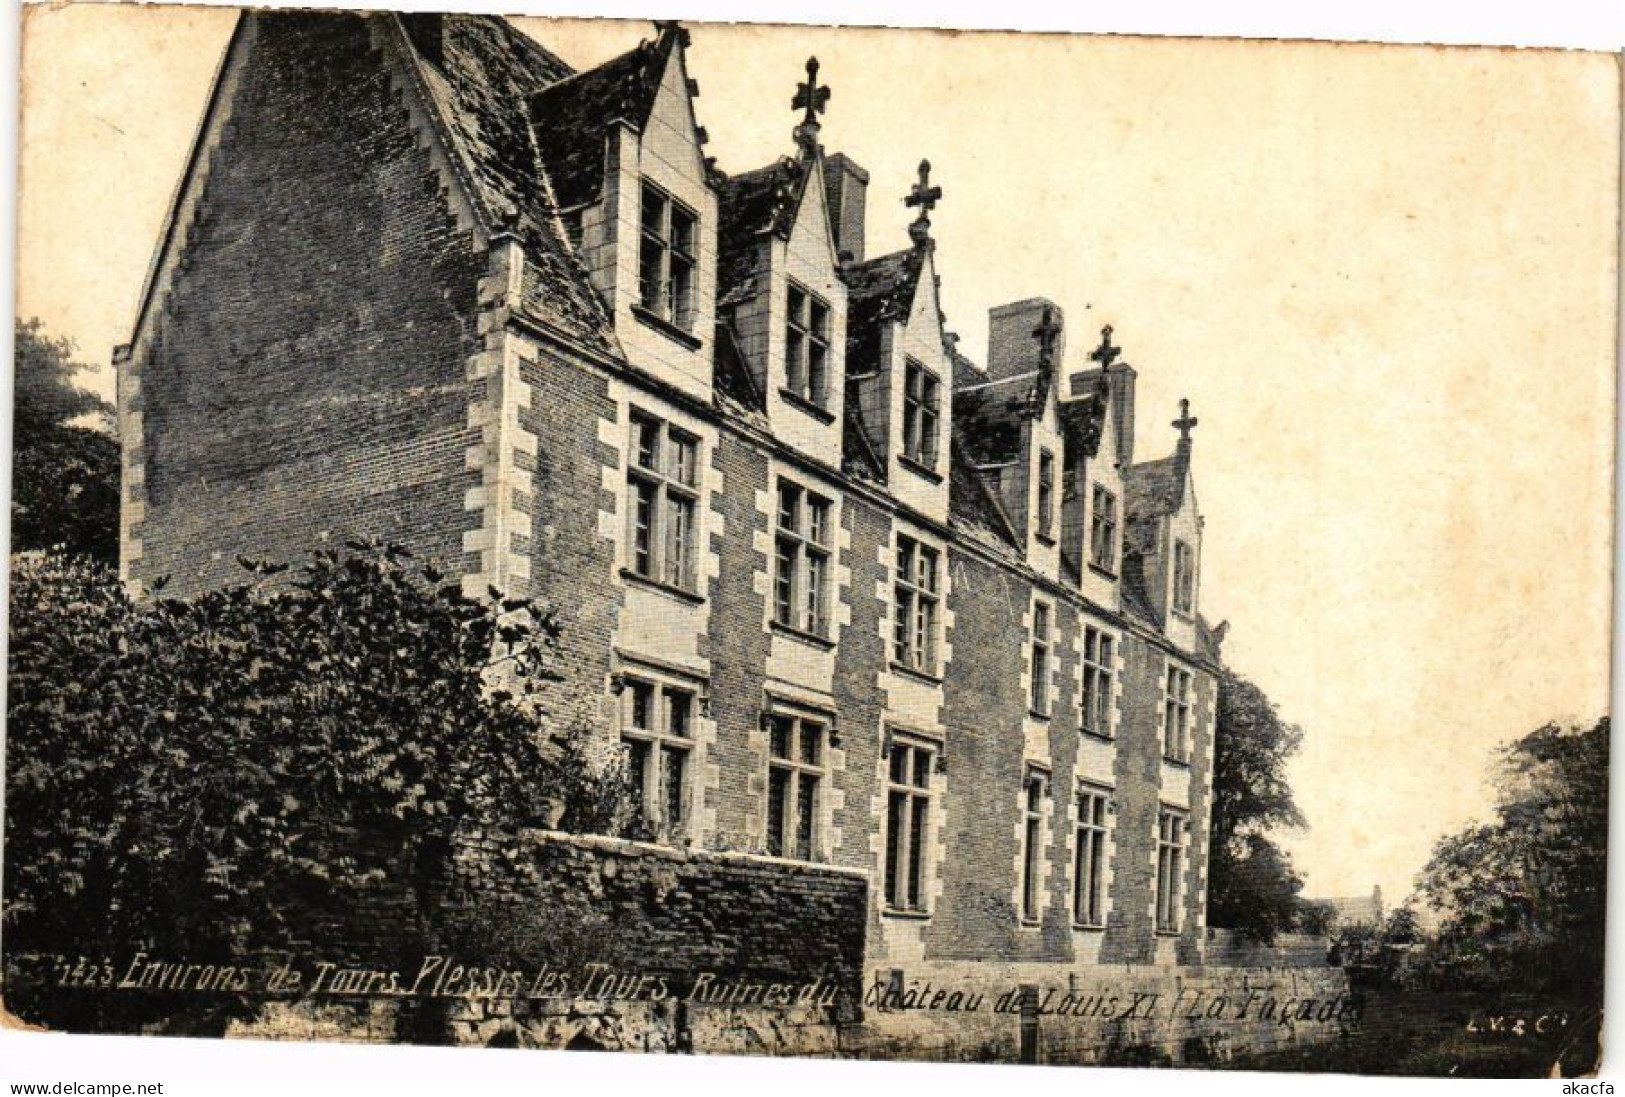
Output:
[
  {"xmin": 905, "ymin": 159, "xmax": 942, "ymax": 243},
  {"xmin": 1088, "ymin": 325, "xmax": 1121, "ymax": 371},
  {"xmin": 1033, "ymin": 307, "xmax": 1063, "ymax": 368},
  {"xmin": 1173, "ymin": 398, "xmax": 1199, "ymax": 441},
  {"xmin": 793, "ymin": 56, "xmax": 830, "ymax": 127}
]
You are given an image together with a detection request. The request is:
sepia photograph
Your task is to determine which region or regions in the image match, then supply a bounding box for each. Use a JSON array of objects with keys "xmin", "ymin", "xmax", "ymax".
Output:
[{"xmin": 1, "ymin": 0, "xmax": 1619, "ymax": 1086}]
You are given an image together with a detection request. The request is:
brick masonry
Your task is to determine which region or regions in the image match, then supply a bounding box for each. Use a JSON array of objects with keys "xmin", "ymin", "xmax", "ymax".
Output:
[{"xmin": 127, "ymin": 13, "xmax": 485, "ymax": 595}]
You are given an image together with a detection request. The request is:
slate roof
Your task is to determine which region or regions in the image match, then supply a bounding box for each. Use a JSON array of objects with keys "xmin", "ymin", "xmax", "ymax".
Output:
[
  {"xmin": 716, "ymin": 157, "xmax": 806, "ymax": 307},
  {"xmin": 951, "ymin": 374, "xmax": 1031, "ymax": 466},
  {"xmin": 1195, "ymin": 615, "xmax": 1228, "ymax": 663},
  {"xmin": 528, "ymin": 37, "xmax": 671, "ymax": 211},
  {"xmin": 1123, "ymin": 450, "xmax": 1190, "ymax": 520},
  {"xmin": 712, "ymin": 321, "xmax": 766, "ymax": 420},
  {"xmin": 948, "ymin": 440, "xmax": 1021, "ymax": 551},
  {"xmin": 397, "ymin": 13, "xmax": 618, "ymax": 354},
  {"xmin": 840, "ymin": 389, "xmax": 887, "ymax": 483},
  {"xmin": 843, "ymin": 248, "xmax": 924, "ymax": 376}
]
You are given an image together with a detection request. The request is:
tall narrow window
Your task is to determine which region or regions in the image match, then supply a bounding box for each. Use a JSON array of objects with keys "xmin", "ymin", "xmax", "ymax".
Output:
[
  {"xmin": 626, "ymin": 411, "xmax": 699, "ymax": 592},
  {"xmin": 621, "ymin": 676, "xmax": 695, "ymax": 839},
  {"xmin": 1036, "ymin": 449, "xmax": 1056, "ymax": 539},
  {"xmin": 773, "ymin": 480, "xmax": 833, "ymax": 637},
  {"xmin": 766, "ymin": 712, "xmax": 825, "ymax": 860},
  {"xmin": 1029, "ymin": 602, "xmax": 1052, "ymax": 716},
  {"xmin": 638, "ymin": 181, "xmax": 698, "ymax": 332},
  {"xmin": 884, "ymin": 738, "xmax": 934, "ymax": 912},
  {"xmin": 1020, "ymin": 769, "xmax": 1048, "ymax": 922},
  {"xmin": 1074, "ymin": 786, "xmax": 1110, "ymax": 927},
  {"xmin": 892, "ymin": 535, "xmax": 940, "ymax": 673},
  {"xmin": 902, "ymin": 358, "xmax": 941, "ymax": 470},
  {"xmin": 785, "ymin": 283, "xmax": 832, "ymax": 409},
  {"xmin": 1081, "ymin": 626, "xmax": 1115, "ymax": 738},
  {"xmin": 1090, "ymin": 485, "xmax": 1118, "ymax": 572},
  {"xmin": 1156, "ymin": 808, "xmax": 1187, "ymax": 933},
  {"xmin": 1163, "ymin": 665, "xmax": 1193, "ymax": 763},
  {"xmin": 1173, "ymin": 539, "xmax": 1195, "ymax": 614}
]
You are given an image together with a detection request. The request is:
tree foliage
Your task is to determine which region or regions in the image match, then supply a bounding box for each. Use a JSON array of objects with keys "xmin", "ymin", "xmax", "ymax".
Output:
[
  {"xmin": 1207, "ymin": 671, "xmax": 1309, "ymax": 942},
  {"xmin": 3, "ymin": 542, "xmax": 634, "ymax": 1030},
  {"xmin": 11, "ymin": 319, "xmax": 119, "ymax": 562},
  {"xmin": 1330, "ymin": 906, "xmax": 1423, "ymax": 985},
  {"xmin": 1414, "ymin": 718, "xmax": 1607, "ymax": 993}
]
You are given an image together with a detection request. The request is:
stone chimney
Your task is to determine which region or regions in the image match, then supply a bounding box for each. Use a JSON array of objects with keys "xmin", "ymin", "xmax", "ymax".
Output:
[
  {"xmin": 825, "ymin": 152, "xmax": 868, "ymax": 264},
  {"xmin": 986, "ymin": 298, "xmax": 1064, "ymax": 385}
]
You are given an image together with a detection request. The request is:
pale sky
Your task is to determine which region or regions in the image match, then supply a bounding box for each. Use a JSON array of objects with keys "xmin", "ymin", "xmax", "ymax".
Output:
[{"xmin": 15, "ymin": 3, "xmax": 1620, "ymax": 902}]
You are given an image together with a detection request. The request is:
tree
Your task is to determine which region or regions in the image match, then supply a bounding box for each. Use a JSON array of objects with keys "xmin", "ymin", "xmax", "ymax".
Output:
[
  {"xmin": 1415, "ymin": 718, "xmax": 1607, "ymax": 994},
  {"xmin": 3, "ymin": 541, "xmax": 635, "ymax": 1032},
  {"xmin": 1206, "ymin": 671, "xmax": 1308, "ymax": 942},
  {"xmin": 11, "ymin": 318, "xmax": 119, "ymax": 562},
  {"xmin": 1329, "ymin": 906, "xmax": 1423, "ymax": 986},
  {"xmin": 1296, "ymin": 899, "xmax": 1338, "ymax": 936}
]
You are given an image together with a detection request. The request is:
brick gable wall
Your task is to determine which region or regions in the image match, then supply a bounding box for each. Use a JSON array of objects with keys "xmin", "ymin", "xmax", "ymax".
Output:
[{"xmin": 131, "ymin": 12, "xmax": 484, "ymax": 595}]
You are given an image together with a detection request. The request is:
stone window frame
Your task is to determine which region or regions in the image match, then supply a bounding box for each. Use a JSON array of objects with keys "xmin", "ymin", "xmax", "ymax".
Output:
[
  {"xmin": 1018, "ymin": 765, "xmax": 1051, "ymax": 924},
  {"xmin": 784, "ymin": 280, "xmax": 833, "ymax": 413},
  {"xmin": 1073, "ymin": 782, "xmax": 1113, "ymax": 929},
  {"xmin": 1162, "ymin": 663, "xmax": 1194, "ymax": 765},
  {"xmin": 763, "ymin": 706, "xmax": 829, "ymax": 862},
  {"xmin": 1028, "ymin": 598, "xmax": 1053, "ymax": 719},
  {"xmin": 1035, "ymin": 447, "xmax": 1057, "ymax": 543},
  {"xmin": 900, "ymin": 357, "xmax": 942, "ymax": 472},
  {"xmin": 1155, "ymin": 804, "xmax": 1189, "ymax": 935},
  {"xmin": 637, "ymin": 179, "xmax": 699, "ymax": 333},
  {"xmin": 1089, "ymin": 483, "xmax": 1118, "ymax": 575},
  {"xmin": 1172, "ymin": 537, "xmax": 1196, "ymax": 616},
  {"xmin": 625, "ymin": 408, "xmax": 702, "ymax": 597},
  {"xmin": 882, "ymin": 728, "xmax": 940, "ymax": 915},
  {"xmin": 772, "ymin": 476, "xmax": 835, "ymax": 640},
  {"xmin": 619, "ymin": 671, "xmax": 700, "ymax": 843},
  {"xmin": 891, "ymin": 532, "xmax": 942, "ymax": 677},
  {"xmin": 1081, "ymin": 625, "xmax": 1116, "ymax": 739}
]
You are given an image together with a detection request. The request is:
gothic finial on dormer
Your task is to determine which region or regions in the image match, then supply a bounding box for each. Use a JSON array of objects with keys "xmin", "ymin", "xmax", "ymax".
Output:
[
  {"xmin": 905, "ymin": 159, "xmax": 942, "ymax": 247},
  {"xmin": 792, "ymin": 56, "xmax": 830, "ymax": 149},
  {"xmin": 1089, "ymin": 324, "xmax": 1121, "ymax": 371},
  {"xmin": 1173, "ymin": 398, "xmax": 1199, "ymax": 446},
  {"xmin": 1033, "ymin": 306, "xmax": 1063, "ymax": 371}
]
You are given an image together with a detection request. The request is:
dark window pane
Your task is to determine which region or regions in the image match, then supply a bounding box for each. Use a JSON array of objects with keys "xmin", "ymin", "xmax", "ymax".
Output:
[
  {"xmin": 661, "ymin": 746, "xmax": 686, "ymax": 829},
  {"xmin": 885, "ymin": 791, "xmax": 905, "ymax": 904},
  {"xmin": 767, "ymin": 766, "xmax": 790, "ymax": 857},
  {"xmin": 796, "ymin": 773, "xmax": 817, "ymax": 860}
]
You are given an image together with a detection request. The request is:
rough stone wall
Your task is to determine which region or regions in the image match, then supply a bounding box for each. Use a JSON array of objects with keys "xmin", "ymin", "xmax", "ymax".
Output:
[
  {"xmin": 439, "ymin": 830, "xmax": 867, "ymax": 997},
  {"xmin": 131, "ymin": 12, "xmax": 484, "ymax": 595},
  {"xmin": 849, "ymin": 962, "xmax": 1356, "ymax": 1066}
]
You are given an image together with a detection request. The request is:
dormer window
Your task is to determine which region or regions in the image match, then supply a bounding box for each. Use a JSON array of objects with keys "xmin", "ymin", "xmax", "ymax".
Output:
[
  {"xmin": 1172, "ymin": 539, "xmax": 1195, "ymax": 615},
  {"xmin": 639, "ymin": 181, "xmax": 697, "ymax": 332},
  {"xmin": 785, "ymin": 282, "xmax": 832, "ymax": 411},
  {"xmin": 1036, "ymin": 449, "xmax": 1056, "ymax": 541},
  {"xmin": 1090, "ymin": 485, "xmax": 1118, "ymax": 574},
  {"xmin": 901, "ymin": 358, "xmax": 941, "ymax": 471}
]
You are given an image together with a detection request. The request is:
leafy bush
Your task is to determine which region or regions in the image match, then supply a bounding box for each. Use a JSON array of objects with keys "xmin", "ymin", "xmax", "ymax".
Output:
[{"xmin": 3, "ymin": 542, "xmax": 634, "ymax": 1030}]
